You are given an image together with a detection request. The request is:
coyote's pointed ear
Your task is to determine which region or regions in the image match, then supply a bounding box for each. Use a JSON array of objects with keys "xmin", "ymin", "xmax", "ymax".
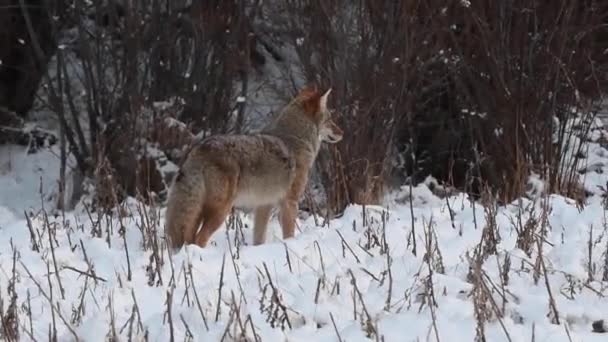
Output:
[
  {"xmin": 319, "ymin": 88, "xmax": 332, "ymax": 113},
  {"xmin": 297, "ymin": 86, "xmax": 322, "ymax": 116}
]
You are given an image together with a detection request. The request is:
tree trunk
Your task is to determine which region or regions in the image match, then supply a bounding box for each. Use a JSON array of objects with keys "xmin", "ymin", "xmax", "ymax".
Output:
[{"xmin": 0, "ymin": 0, "xmax": 56, "ymax": 118}]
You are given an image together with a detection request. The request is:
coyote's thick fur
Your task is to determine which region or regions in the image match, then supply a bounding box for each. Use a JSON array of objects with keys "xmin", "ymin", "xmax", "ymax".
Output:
[{"xmin": 164, "ymin": 87, "xmax": 343, "ymax": 250}]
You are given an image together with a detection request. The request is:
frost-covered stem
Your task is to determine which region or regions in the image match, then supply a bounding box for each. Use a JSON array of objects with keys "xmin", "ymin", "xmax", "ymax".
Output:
[
  {"xmin": 495, "ymin": 254, "xmax": 510, "ymax": 315},
  {"xmin": 382, "ymin": 211, "xmax": 393, "ymax": 311},
  {"xmin": 469, "ymin": 243, "xmax": 487, "ymax": 342},
  {"xmin": 261, "ymin": 262, "xmax": 292, "ymax": 329},
  {"xmin": 179, "ymin": 314, "xmax": 194, "ymax": 340},
  {"xmin": 215, "ymin": 253, "xmax": 227, "ymax": 322},
  {"xmin": 130, "ymin": 289, "xmax": 144, "ymax": 333},
  {"xmin": 423, "ymin": 220, "xmax": 441, "ymax": 342},
  {"xmin": 538, "ymin": 239, "xmax": 560, "ymax": 325},
  {"xmin": 284, "ymin": 243, "xmax": 293, "ymax": 273},
  {"xmin": 107, "ymin": 293, "xmax": 118, "ymax": 340},
  {"xmin": 0, "ymin": 294, "xmax": 15, "ymax": 342},
  {"xmin": 314, "ymin": 277, "xmax": 323, "ymax": 304},
  {"xmin": 219, "ymin": 303, "xmax": 237, "ymax": 342},
  {"xmin": 165, "ymin": 290, "xmax": 175, "ymax": 342},
  {"xmin": 188, "ymin": 263, "xmax": 209, "ymax": 331},
  {"xmin": 46, "ymin": 263, "xmax": 58, "ymax": 342},
  {"xmin": 20, "ymin": 261, "xmax": 80, "ymax": 341},
  {"xmin": 181, "ymin": 264, "xmax": 191, "ymax": 307},
  {"xmin": 142, "ymin": 202, "xmax": 164, "ymax": 286},
  {"xmin": 336, "ymin": 230, "xmax": 361, "ymax": 263},
  {"xmin": 227, "ymin": 230, "xmax": 247, "ymax": 304},
  {"xmin": 230, "ymin": 212, "xmax": 246, "ymax": 251},
  {"xmin": 408, "ymin": 179, "xmax": 417, "ymax": 256},
  {"xmin": 78, "ymin": 239, "xmax": 102, "ymax": 287},
  {"xmin": 45, "ymin": 212, "xmax": 65, "ymax": 299},
  {"xmin": 471, "ymin": 196, "xmax": 479, "ymax": 231},
  {"xmin": 587, "ymin": 225, "xmax": 594, "ymax": 283},
  {"xmin": 72, "ymin": 273, "xmax": 89, "ymax": 325},
  {"xmin": 564, "ymin": 324, "xmax": 574, "ymax": 341},
  {"xmin": 230, "ymin": 290, "xmax": 247, "ymax": 337},
  {"xmin": 445, "ymin": 196, "xmax": 456, "ymax": 230},
  {"xmin": 105, "ymin": 215, "xmax": 113, "ymax": 250},
  {"xmin": 125, "ymin": 305, "xmax": 136, "ymax": 340},
  {"xmin": 24, "ymin": 211, "xmax": 39, "ymax": 252},
  {"xmin": 245, "ymin": 314, "xmax": 261, "ymax": 342},
  {"xmin": 348, "ymin": 269, "xmax": 377, "ymax": 338},
  {"xmin": 330, "ymin": 312, "xmax": 344, "ymax": 342},
  {"xmin": 122, "ymin": 224, "xmax": 132, "ymax": 281},
  {"xmin": 314, "ymin": 241, "xmax": 327, "ymax": 280},
  {"xmin": 26, "ymin": 290, "xmax": 34, "ymax": 339},
  {"xmin": 5, "ymin": 244, "xmax": 19, "ymax": 340},
  {"xmin": 480, "ymin": 272, "xmax": 513, "ymax": 341}
]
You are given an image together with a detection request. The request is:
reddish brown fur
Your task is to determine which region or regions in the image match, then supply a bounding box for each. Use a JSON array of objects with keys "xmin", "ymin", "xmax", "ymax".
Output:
[
  {"xmin": 297, "ymin": 87, "xmax": 322, "ymax": 118},
  {"xmin": 194, "ymin": 172, "xmax": 238, "ymax": 247}
]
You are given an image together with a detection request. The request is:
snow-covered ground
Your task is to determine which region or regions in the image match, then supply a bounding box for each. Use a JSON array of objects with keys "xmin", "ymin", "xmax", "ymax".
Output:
[{"xmin": 1, "ymin": 117, "xmax": 608, "ymax": 341}]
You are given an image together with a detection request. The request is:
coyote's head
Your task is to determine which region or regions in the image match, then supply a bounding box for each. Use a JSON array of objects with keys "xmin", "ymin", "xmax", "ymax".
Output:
[{"xmin": 297, "ymin": 87, "xmax": 343, "ymax": 144}]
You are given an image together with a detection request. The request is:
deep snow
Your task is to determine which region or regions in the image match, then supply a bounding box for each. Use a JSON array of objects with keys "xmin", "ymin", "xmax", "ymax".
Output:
[{"xmin": 1, "ymin": 117, "xmax": 608, "ymax": 341}]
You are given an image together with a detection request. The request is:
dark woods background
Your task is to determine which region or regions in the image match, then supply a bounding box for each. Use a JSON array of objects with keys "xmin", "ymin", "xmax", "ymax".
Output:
[{"xmin": 1, "ymin": 0, "xmax": 607, "ymax": 215}]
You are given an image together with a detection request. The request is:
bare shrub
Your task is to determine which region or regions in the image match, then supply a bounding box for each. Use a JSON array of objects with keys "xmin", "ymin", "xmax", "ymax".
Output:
[
  {"xmin": 273, "ymin": 0, "xmax": 607, "ymax": 212},
  {"xmin": 31, "ymin": 0, "xmax": 265, "ymax": 209},
  {"xmin": 275, "ymin": 0, "xmax": 444, "ymax": 212},
  {"xmin": 435, "ymin": 0, "xmax": 608, "ymax": 202}
]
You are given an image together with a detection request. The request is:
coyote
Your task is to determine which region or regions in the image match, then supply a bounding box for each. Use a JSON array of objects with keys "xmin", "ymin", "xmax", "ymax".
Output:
[{"xmin": 164, "ymin": 87, "xmax": 343, "ymax": 250}]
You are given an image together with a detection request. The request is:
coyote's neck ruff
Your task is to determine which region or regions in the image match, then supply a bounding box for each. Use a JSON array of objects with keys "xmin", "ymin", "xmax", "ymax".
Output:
[{"xmin": 164, "ymin": 87, "xmax": 343, "ymax": 250}]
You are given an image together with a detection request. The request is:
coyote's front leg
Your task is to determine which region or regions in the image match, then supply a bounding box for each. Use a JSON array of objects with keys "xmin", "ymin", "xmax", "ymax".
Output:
[
  {"xmin": 253, "ymin": 205, "xmax": 273, "ymax": 245},
  {"xmin": 279, "ymin": 165, "xmax": 309, "ymax": 240},
  {"xmin": 279, "ymin": 199, "xmax": 298, "ymax": 239}
]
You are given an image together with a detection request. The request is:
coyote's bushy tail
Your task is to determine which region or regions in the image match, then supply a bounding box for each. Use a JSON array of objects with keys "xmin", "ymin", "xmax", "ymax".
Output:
[{"xmin": 164, "ymin": 170, "xmax": 206, "ymax": 251}]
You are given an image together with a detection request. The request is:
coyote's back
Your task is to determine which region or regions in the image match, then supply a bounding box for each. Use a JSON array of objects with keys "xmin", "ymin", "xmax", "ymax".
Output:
[{"xmin": 164, "ymin": 87, "xmax": 343, "ymax": 250}]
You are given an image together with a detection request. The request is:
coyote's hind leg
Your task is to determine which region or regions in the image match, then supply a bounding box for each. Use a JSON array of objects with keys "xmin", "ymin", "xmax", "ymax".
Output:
[{"xmin": 194, "ymin": 204, "xmax": 232, "ymax": 247}]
